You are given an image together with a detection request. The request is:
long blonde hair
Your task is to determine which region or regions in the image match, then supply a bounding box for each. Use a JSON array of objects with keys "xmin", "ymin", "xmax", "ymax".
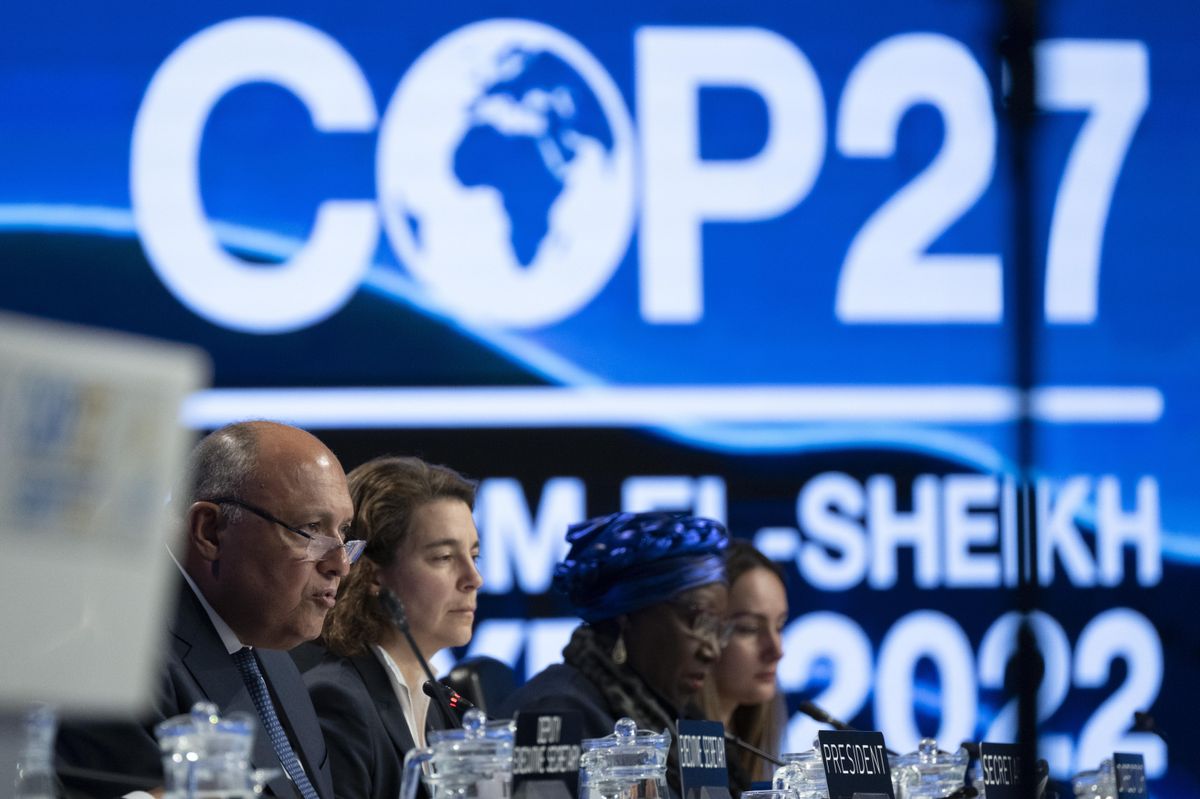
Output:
[{"xmin": 703, "ymin": 539, "xmax": 788, "ymax": 782}]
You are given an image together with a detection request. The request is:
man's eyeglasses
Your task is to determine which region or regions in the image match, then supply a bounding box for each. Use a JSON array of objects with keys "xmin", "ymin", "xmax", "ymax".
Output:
[
  {"xmin": 669, "ymin": 601, "xmax": 733, "ymax": 648},
  {"xmin": 204, "ymin": 497, "xmax": 365, "ymax": 564}
]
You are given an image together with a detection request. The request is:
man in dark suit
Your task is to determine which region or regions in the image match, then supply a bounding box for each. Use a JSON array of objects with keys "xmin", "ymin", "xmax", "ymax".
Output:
[{"xmin": 56, "ymin": 420, "xmax": 359, "ymax": 798}]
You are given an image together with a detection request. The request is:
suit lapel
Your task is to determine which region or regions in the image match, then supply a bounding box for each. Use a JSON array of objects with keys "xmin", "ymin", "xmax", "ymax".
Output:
[
  {"xmin": 350, "ymin": 651, "xmax": 420, "ymax": 755},
  {"xmin": 170, "ymin": 586, "xmax": 310, "ymax": 798},
  {"xmin": 259, "ymin": 648, "xmax": 333, "ymax": 799}
]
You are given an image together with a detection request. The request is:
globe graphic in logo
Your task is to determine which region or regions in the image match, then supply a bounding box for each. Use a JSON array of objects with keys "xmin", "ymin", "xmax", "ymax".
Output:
[{"xmin": 377, "ymin": 20, "xmax": 636, "ymax": 327}]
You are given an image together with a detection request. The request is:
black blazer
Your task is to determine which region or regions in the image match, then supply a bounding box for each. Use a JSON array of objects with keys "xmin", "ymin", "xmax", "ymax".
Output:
[
  {"xmin": 56, "ymin": 581, "xmax": 333, "ymax": 799},
  {"xmin": 305, "ymin": 649, "xmax": 456, "ymax": 799},
  {"xmin": 497, "ymin": 663, "xmax": 616, "ymax": 741},
  {"xmin": 499, "ymin": 662, "xmax": 687, "ymax": 799}
]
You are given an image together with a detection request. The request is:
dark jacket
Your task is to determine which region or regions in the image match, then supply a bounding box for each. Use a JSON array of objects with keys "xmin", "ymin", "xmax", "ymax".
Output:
[
  {"xmin": 56, "ymin": 580, "xmax": 333, "ymax": 799},
  {"xmin": 500, "ymin": 660, "xmax": 693, "ymax": 799},
  {"xmin": 304, "ymin": 649, "xmax": 456, "ymax": 799},
  {"xmin": 497, "ymin": 663, "xmax": 617, "ymax": 741}
]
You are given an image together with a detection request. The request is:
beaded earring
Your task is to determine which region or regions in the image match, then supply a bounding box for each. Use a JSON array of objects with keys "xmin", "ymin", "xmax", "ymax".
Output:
[{"xmin": 612, "ymin": 633, "xmax": 628, "ymax": 665}]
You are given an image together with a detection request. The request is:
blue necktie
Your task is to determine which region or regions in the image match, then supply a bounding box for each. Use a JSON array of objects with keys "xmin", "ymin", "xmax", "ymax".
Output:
[{"xmin": 233, "ymin": 648, "xmax": 320, "ymax": 799}]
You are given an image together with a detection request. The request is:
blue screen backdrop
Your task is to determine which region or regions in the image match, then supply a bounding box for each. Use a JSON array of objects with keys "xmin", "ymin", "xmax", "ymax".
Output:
[{"xmin": 2, "ymin": 2, "xmax": 1197, "ymax": 795}]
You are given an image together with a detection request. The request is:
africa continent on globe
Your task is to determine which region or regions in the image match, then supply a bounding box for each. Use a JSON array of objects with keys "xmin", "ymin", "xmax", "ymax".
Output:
[{"xmin": 450, "ymin": 48, "xmax": 615, "ymax": 267}]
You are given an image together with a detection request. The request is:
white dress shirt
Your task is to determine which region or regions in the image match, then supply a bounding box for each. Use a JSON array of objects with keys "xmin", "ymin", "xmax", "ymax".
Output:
[{"xmin": 372, "ymin": 644, "xmax": 432, "ymax": 748}]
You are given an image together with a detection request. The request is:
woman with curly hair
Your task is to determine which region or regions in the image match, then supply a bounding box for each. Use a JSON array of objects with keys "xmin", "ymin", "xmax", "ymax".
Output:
[{"xmin": 305, "ymin": 456, "xmax": 481, "ymax": 799}]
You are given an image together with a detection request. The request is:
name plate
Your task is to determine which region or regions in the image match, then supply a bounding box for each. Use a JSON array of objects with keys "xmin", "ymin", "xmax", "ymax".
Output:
[
  {"xmin": 513, "ymin": 711, "xmax": 583, "ymax": 799},
  {"xmin": 677, "ymin": 719, "xmax": 732, "ymax": 799},
  {"xmin": 977, "ymin": 742, "xmax": 1026, "ymax": 799},
  {"xmin": 1114, "ymin": 752, "xmax": 1147, "ymax": 799},
  {"xmin": 817, "ymin": 730, "xmax": 895, "ymax": 799}
]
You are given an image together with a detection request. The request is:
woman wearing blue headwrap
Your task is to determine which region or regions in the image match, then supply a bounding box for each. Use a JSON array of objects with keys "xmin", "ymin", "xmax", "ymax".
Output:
[{"xmin": 499, "ymin": 511, "xmax": 730, "ymax": 790}]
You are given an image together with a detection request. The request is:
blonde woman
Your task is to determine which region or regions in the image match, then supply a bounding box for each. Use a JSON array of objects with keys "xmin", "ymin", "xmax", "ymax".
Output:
[{"xmin": 706, "ymin": 539, "xmax": 789, "ymax": 790}]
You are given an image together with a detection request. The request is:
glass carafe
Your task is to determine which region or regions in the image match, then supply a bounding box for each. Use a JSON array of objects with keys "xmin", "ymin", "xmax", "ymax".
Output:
[
  {"xmin": 1071, "ymin": 759, "xmax": 1116, "ymax": 799},
  {"xmin": 402, "ymin": 709, "xmax": 516, "ymax": 799},
  {"xmin": 155, "ymin": 702, "xmax": 260, "ymax": 799},
  {"xmin": 889, "ymin": 739, "xmax": 967, "ymax": 799},
  {"xmin": 14, "ymin": 704, "xmax": 57, "ymax": 799},
  {"xmin": 578, "ymin": 717, "xmax": 671, "ymax": 799},
  {"xmin": 772, "ymin": 741, "xmax": 827, "ymax": 799}
]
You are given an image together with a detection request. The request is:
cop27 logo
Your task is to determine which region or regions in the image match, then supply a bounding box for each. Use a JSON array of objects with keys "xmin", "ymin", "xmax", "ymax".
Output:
[{"xmin": 131, "ymin": 16, "xmax": 1147, "ymax": 333}]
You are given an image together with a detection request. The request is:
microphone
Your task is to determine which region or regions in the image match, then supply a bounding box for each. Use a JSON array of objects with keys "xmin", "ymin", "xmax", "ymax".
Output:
[
  {"xmin": 424, "ymin": 680, "xmax": 475, "ymax": 720},
  {"xmin": 724, "ymin": 733, "xmax": 784, "ymax": 767},
  {"xmin": 1132, "ymin": 710, "xmax": 1168, "ymax": 743},
  {"xmin": 796, "ymin": 700, "xmax": 855, "ymax": 732},
  {"xmin": 379, "ymin": 588, "xmax": 462, "ymax": 729},
  {"xmin": 796, "ymin": 701, "xmax": 896, "ymax": 756}
]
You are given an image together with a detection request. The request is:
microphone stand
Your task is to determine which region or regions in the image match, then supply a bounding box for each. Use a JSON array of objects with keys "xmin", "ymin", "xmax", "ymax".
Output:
[
  {"xmin": 724, "ymin": 733, "xmax": 784, "ymax": 767},
  {"xmin": 379, "ymin": 588, "xmax": 463, "ymax": 729},
  {"xmin": 795, "ymin": 701, "xmax": 897, "ymax": 756},
  {"xmin": 796, "ymin": 701, "xmax": 856, "ymax": 732},
  {"xmin": 1132, "ymin": 710, "xmax": 1169, "ymax": 743}
]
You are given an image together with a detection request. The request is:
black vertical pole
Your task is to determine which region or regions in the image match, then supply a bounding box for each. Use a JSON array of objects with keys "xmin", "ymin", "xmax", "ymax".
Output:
[{"xmin": 999, "ymin": 0, "xmax": 1042, "ymax": 796}]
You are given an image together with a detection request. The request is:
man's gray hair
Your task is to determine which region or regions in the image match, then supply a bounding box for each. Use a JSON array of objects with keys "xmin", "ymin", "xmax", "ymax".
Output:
[{"xmin": 186, "ymin": 422, "xmax": 261, "ymax": 525}]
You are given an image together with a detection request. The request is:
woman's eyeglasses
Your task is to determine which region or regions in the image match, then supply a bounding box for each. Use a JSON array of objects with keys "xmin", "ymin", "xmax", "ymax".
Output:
[{"xmin": 668, "ymin": 601, "xmax": 733, "ymax": 647}]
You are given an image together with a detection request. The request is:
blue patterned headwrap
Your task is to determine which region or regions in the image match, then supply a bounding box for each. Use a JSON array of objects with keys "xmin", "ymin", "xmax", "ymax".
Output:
[{"xmin": 552, "ymin": 511, "xmax": 729, "ymax": 623}]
